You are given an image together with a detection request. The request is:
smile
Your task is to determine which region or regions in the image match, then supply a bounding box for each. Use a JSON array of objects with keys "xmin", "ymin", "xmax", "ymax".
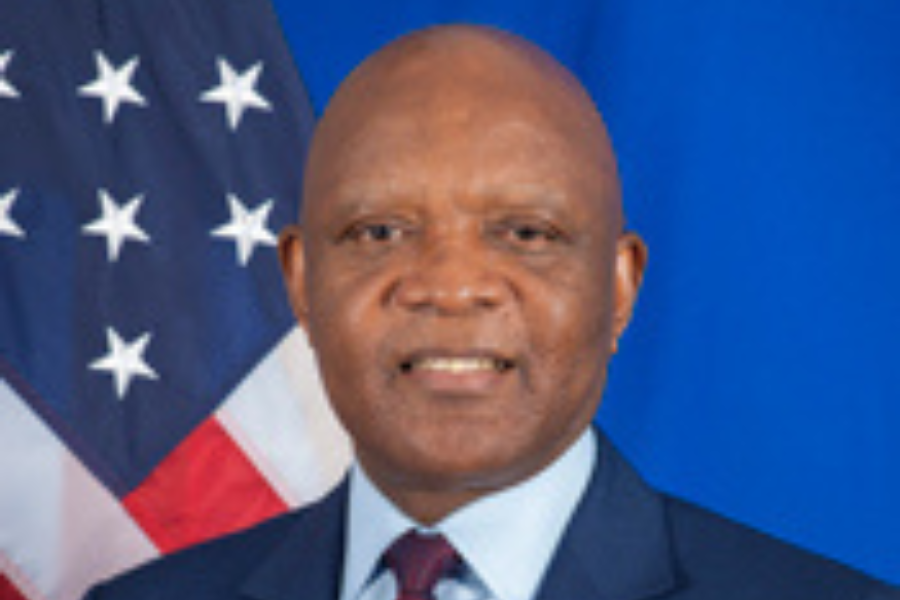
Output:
[
  {"xmin": 401, "ymin": 356, "xmax": 514, "ymax": 374},
  {"xmin": 397, "ymin": 352, "xmax": 515, "ymax": 396}
]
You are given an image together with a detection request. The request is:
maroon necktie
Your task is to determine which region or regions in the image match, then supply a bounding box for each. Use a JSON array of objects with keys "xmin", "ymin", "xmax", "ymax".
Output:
[{"xmin": 383, "ymin": 530, "xmax": 461, "ymax": 600}]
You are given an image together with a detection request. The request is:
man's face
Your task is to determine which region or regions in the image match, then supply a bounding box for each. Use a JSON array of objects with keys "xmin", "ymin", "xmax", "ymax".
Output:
[{"xmin": 282, "ymin": 44, "xmax": 644, "ymax": 518}]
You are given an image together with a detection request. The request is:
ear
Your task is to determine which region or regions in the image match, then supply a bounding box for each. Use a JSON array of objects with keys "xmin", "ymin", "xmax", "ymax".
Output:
[
  {"xmin": 611, "ymin": 231, "xmax": 648, "ymax": 354},
  {"xmin": 278, "ymin": 224, "xmax": 311, "ymax": 332}
]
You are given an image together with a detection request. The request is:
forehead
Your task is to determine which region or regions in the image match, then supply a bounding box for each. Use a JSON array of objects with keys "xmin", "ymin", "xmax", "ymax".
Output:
[
  {"xmin": 303, "ymin": 32, "xmax": 620, "ymax": 224},
  {"xmin": 315, "ymin": 97, "xmax": 614, "ymax": 210},
  {"xmin": 335, "ymin": 105, "xmax": 589, "ymax": 179}
]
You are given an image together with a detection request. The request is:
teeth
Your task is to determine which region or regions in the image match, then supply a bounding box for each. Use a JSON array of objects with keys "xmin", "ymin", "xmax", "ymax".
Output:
[{"xmin": 414, "ymin": 357, "xmax": 505, "ymax": 373}]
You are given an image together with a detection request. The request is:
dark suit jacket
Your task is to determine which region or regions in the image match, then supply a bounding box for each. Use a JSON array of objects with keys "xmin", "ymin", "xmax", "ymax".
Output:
[{"xmin": 85, "ymin": 431, "xmax": 899, "ymax": 600}]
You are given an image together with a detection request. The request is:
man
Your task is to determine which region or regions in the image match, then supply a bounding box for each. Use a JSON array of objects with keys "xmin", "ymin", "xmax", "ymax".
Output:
[{"xmin": 85, "ymin": 25, "xmax": 898, "ymax": 600}]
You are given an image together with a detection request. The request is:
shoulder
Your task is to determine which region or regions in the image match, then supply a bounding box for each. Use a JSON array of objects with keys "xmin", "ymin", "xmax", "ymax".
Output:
[
  {"xmin": 576, "ymin": 431, "xmax": 899, "ymax": 599},
  {"xmin": 83, "ymin": 482, "xmax": 348, "ymax": 600},
  {"xmin": 660, "ymin": 493, "xmax": 899, "ymax": 599},
  {"xmin": 83, "ymin": 511, "xmax": 297, "ymax": 600}
]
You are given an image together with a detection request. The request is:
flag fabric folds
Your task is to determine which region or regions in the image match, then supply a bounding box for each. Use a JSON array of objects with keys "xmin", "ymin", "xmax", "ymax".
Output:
[{"xmin": 0, "ymin": 1, "xmax": 350, "ymax": 599}]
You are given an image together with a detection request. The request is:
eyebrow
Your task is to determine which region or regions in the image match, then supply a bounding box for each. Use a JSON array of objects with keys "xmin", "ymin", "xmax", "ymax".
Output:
[{"xmin": 312, "ymin": 191, "xmax": 417, "ymax": 234}]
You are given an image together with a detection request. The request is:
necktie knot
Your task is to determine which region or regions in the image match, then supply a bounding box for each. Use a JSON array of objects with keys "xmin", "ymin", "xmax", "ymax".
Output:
[{"xmin": 383, "ymin": 530, "xmax": 460, "ymax": 600}]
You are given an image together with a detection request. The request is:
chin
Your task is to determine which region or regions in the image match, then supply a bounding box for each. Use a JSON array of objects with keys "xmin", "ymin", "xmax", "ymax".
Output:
[{"xmin": 398, "ymin": 440, "xmax": 546, "ymax": 492}]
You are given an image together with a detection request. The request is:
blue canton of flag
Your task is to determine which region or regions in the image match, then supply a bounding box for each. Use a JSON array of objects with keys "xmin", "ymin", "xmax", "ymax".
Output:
[{"xmin": 0, "ymin": 2, "xmax": 349, "ymax": 600}]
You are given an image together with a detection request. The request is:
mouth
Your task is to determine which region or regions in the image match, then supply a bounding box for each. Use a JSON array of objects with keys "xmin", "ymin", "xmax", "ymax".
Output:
[
  {"xmin": 397, "ymin": 350, "xmax": 516, "ymax": 395},
  {"xmin": 400, "ymin": 355, "xmax": 514, "ymax": 374}
]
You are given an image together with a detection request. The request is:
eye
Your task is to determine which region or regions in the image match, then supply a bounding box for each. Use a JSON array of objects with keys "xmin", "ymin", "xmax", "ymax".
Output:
[
  {"xmin": 495, "ymin": 219, "xmax": 565, "ymax": 251},
  {"xmin": 341, "ymin": 220, "xmax": 407, "ymax": 245},
  {"xmin": 511, "ymin": 224, "xmax": 557, "ymax": 242}
]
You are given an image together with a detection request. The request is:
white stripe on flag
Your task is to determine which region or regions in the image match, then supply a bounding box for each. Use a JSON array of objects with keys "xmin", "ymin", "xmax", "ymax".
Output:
[
  {"xmin": 217, "ymin": 326, "xmax": 351, "ymax": 508},
  {"xmin": 0, "ymin": 379, "xmax": 158, "ymax": 600}
]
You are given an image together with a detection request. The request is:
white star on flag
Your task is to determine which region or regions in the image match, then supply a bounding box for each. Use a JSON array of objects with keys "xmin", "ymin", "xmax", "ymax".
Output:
[
  {"xmin": 90, "ymin": 328, "xmax": 158, "ymax": 399},
  {"xmin": 0, "ymin": 188, "xmax": 25, "ymax": 238},
  {"xmin": 201, "ymin": 58, "xmax": 272, "ymax": 130},
  {"xmin": 211, "ymin": 194, "xmax": 277, "ymax": 266},
  {"xmin": 78, "ymin": 52, "xmax": 147, "ymax": 124},
  {"xmin": 82, "ymin": 189, "xmax": 151, "ymax": 262},
  {"xmin": 0, "ymin": 50, "xmax": 20, "ymax": 99}
]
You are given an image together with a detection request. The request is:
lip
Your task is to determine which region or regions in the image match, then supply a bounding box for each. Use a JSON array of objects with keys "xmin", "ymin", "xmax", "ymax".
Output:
[{"xmin": 397, "ymin": 348, "xmax": 515, "ymax": 396}]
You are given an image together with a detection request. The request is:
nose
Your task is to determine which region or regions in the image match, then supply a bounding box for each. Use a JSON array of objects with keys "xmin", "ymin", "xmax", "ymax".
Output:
[{"xmin": 391, "ymin": 237, "xmax": 512, "ymax": 315}]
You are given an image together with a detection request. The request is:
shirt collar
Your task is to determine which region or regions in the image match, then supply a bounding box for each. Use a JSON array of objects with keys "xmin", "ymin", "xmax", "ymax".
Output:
[
  {"xmin": 342, "ymin": 429, "xmax": 597, "ymax": 600},
  {"xmin": 342, "ymin": 463, "xmax": 415, "ymax": 600}
]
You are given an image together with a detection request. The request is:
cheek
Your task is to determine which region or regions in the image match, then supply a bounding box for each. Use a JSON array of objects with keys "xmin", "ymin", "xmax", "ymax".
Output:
[
  {"xmin": 525, "ymin": 275, "xmax": 614, "ymax": 400},
  {"xmin": 306, "ymin": 268, "xmax": 390, "ymax": 401},
  {"xmin": 307, "ymin": 253, "xmax": 387, "ymax": 344}
]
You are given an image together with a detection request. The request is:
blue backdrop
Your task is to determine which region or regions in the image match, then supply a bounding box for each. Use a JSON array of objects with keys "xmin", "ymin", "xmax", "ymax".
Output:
[{"xmin": 270, "ymin": 0, "xmax": 900, "ymax": 584}]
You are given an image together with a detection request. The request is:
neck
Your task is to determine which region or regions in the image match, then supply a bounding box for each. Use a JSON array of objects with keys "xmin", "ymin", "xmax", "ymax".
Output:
[
  {"xmin": 380, "ymin": 486, "xmax": 483, "ymax": 526},
  {"xmin": 358, "ymin": 457, "xmax": 566, "ymax": 526}
]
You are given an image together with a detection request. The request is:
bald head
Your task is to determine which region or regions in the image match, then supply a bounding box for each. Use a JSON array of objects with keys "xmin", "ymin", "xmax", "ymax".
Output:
[
  {"xmin": 303, "ymin": 25, "xmax": 622, "ymax": 229},
  {"xmin": 281, "ymin": 25, "xmax": 645, "ymax": 524}
]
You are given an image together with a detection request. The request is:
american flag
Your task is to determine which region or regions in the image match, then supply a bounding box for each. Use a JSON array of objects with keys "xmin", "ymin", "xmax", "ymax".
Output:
[{"xmin": 0, "ymin": 2, "xmax": 350, "ymax": 600}]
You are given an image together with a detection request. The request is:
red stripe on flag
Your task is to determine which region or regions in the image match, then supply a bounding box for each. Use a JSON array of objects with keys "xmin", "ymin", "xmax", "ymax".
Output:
[
  {"xmin": 124, "ymin": 417, "xmax": 288, "ymax": 553},
  {"xmin": 0, "ymin": 573, "xmax": 30, "ymax": 600}
]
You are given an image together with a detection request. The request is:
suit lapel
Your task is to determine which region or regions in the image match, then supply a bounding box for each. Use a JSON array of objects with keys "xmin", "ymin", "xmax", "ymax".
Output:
[
  {"xmin": 536, "ymin": 431, "xmax": 681, "ymax": 600},
  {"xmin": 241, "ymin": 480, "xmax": 349, "ymax": 600}
]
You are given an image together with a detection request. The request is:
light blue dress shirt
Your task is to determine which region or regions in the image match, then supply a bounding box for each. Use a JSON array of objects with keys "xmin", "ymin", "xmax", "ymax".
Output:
[{"xmin": 339, "ymin": 429, "xmax": 597, "ymax": 600}]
